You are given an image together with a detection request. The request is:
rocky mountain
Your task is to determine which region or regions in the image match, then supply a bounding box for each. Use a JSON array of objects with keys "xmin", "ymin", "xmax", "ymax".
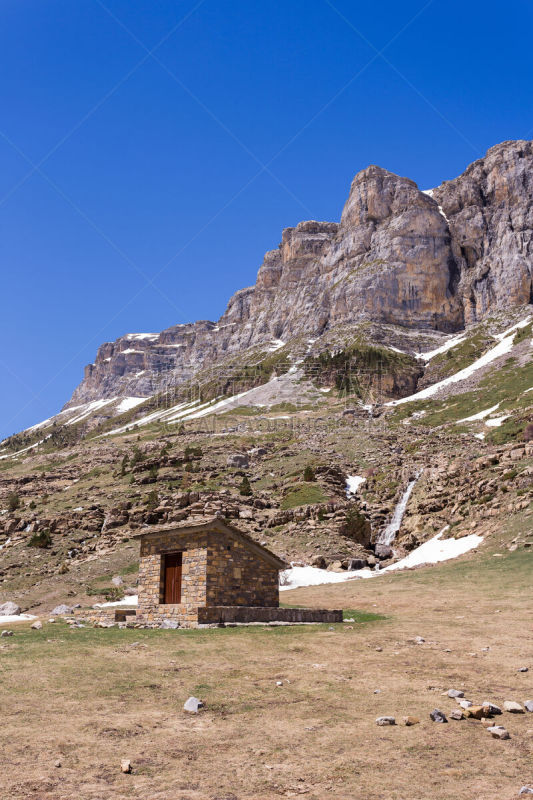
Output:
[{"xmin": 67, "ymin": 139, "xmax": 533, "ymax": 409}]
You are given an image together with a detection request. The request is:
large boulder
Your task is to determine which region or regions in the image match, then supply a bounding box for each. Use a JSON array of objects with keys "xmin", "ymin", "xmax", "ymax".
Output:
[
  {"xmin": 0, "ymin": 602, "xmax": 21, "ymax": 616},
  {"xmin": 227, "ymin": 454, "xmax": 249, "ymax": 468}
]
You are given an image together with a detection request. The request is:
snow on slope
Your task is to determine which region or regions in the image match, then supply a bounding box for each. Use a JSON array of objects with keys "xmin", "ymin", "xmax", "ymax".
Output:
[
  {"xmin": 280, "ymin": 530, "xmax": 482, "ymax": 589},
  {"xmin": 388, "ymin": 317, "xmax": 531, "ymax": 406}
]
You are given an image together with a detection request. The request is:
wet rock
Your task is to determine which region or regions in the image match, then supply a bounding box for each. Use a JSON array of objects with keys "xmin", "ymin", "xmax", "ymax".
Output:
[
  {"xmin": 430, "ymin": 709, "xmax": 447, "ymax": 723},
  {"xmin": 0, "ymin": 602, "xmax": 21, "ymax": 616},
  {"xmin": 375, "ymin": 544, "xmax": 393, "ymax": 559},
  {"xmin": 184, "ymin": 696, "xmax": 204, "ymax": 714},
  {"xmin": 376, "ymin": 716, "xmax": 395, "ymax": 726}
]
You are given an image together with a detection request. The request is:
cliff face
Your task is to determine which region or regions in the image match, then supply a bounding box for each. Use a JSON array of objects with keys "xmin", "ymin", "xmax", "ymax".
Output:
[{"xmin": 67, "ymin": 139, "xmax": 533, "ymax": 407}]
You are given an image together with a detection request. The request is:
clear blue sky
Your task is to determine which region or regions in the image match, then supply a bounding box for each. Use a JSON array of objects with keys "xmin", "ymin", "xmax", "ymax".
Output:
[{"xmin": 1, "ymin": 0, "xmax": 532, "ymax": 439}]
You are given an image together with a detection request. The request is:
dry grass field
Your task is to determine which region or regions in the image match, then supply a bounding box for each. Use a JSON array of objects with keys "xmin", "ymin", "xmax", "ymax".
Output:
[{"xmin": 1, "ymin": 546, "xmax": 532, "ymax": 800}]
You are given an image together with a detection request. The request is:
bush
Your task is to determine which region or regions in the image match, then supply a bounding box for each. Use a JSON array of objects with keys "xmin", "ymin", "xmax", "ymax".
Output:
[
  {"xmin": 120, "ymin": 454, "xmax": 129, "ymax": 476},
  {"xmin": 7, "ymin": 492, "xmax": 20, "ymax": 512},
  {"xmin": 130, "ymin": 445, "xmax": 145, "ymax": 467},
  {"xmin": 145, "ymin": 489, "xmax": 159, "ymax": 508},
  {"xmin": 239, "ymin": 476, "xmax": 253, "ymax": 496},
  {"xmin": 148, "ymin": 465, "xmax": 158, "ymax": 482},
  {"xmin": 28, "ymin": 529, "xmax": 52, "ymax": 548},
  {"xmin": 303, "ymin": 465, "xmax": 316, "ymax": 482}
]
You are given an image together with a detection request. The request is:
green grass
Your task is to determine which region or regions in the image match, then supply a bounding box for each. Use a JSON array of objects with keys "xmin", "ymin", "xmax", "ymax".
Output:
[{"xmin": 280, "ymin": 483, "xmax": 329, "ymax": 509}]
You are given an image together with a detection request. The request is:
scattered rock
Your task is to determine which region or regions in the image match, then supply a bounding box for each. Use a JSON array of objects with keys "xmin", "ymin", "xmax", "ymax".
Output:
[
  {"xmin": 226, "ymin": 454, "xmax": 249, "ymax": 468},
  {"xmin": 414, "ymin": 636, "xmax": 425, "ymax": 644},
  {"xmin": 184, "ymin": 696, "xmax": 204, "ymax": 714},
  {"xmin": 481, "ymin": 702, "xmax": 502, "ymax": 715},
  {"xmin": 449, "ymin": 710, "xmax": 463, "ymax": 720},
  {"xmin": 447, "ymin": 689, "xmax": 464, "ymax": 698},
  {"xmin": 518, "ymin": 666, "xmax": 529, "ymax": 673},
  {"xmin": 430, "ymin": 709, "xmax": 447, "ymax": 723},
  {"xmin": 376, "ymin": 716, "xmax": 395, "ymax": 726},
  {"xmin": 31, "ymin": 621, "xmax": 43, "ymax": 630},
  {"xmin": 504, "ymin": 701, "xmax": 525, "ymax": 713},
  {"xmin": 402, "ymin": 716, "xmax": 420, "ymax": 726},
  {"xmin": 524, "ymin": 700, "xmax": 533, "ymax": 712},
  {"xmin": 458, "ymin": 699, "xmax": 473, "ymax": 709},
  {"xmin": 463, "ymin": 706, "xmax": 485, "ymax": 720},
  {"xmin": 54, "ymin": 760, "xmax": 61, "ymax": 768},
  {"xmin": 120, "ymin": 759, "xmax": 132, "ymax": 774},
  {"xmin": 1, "ymin": 630, "xmax": 13, "ymax": 638},
  {"xmin": 519, "ymin": 787, "xmax": 533, "ymax": 795},
  {"xmin": 374, "ymin": 544, "xmax": 393, "ymax": 559},
  {"xmin": 111, "ymin": 575, "xmax": 124, "ymax": 587},
  {"xmin": 487, "ymin": 725, "xmax": 510, "ymax": 740},
  {"xmin": 0, "ymin": 602, "xmax": 21, "ymax": 617},
  {"xmin": 51, "ymin": 604, "xmax": 73, "ymax": 615}
]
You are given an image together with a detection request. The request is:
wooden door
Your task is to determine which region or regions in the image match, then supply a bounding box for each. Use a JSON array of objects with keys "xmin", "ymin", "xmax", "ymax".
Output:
[{"xmin": 164, "ymin": 552, "xmax": 182, "ymax": 604}]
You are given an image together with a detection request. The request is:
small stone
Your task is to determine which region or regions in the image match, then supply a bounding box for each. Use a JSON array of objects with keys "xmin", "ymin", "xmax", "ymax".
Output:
[
  {"xmin": 430, "ymin": 709, "xmax": 447, "ymax": 723},
  {"xmin": 111, "ymin": 575, "xmax": 124, "ymax": 587},
  {"xmin": 449, "ymin": 710, "xmax": 463, "ymax": 720},
  {"xmin": 504, "ymin": 700, "xmax": 525, "ymax": 713},
  {"xmin": 375, "ymin": 646, "xmax": 383, "ymax": 652},
  {"xmin": 458, "ymin": 699, "xmax": 473, "ymax": 709},
  {"xmin": 376, "ymin": 716, "xmax": 395, "ymax": 726},
  {"xmin": 463, "ymin": 706, "xmax": 485, "ymax": 720},
  {"xmin": 487, "ymin": 725, "xmax": 510, "ymax": 740},
  {"xmin": 48, "ymin": 618, "xmax": 55, "ymax": 623},
  {"xmin": 481, "ymin": 702, "xmax": 502, "ymax": 715},
  {"xmin": 184, "ymin": 696, "xmax": 204, "ymax": 714},
  {"xmin": 524, "ymin": 700, "xmax": 533, "ymax": 712},
  {"xmin": 0, "ymin": 630, "xmax": 13, "ymax": 638},
  {"xmin": 160, "ymin": 619, "xmax": 179, "ymax": 629},
  {"xmin": 31, "ymin": 621, "xmax": 42, "ymax": 630},
  {"xmin": 402, "ymin": 716, "xmax": 420, "ymax": 726},
  {"xmin": 54, "ymin": 760, "xmax": 61, "ymax": 768},
  {"xmin": 120, "ymin": 759, "xmax": 132, "ymax": 774},
  {"xmin": 518, "ymin": 666, "xmax": 529, "ymax": 673},
  {"xmin": 519, "ymin": 787, "xmax": 533, "ymax": 795},
  {"xmin": 51, "ymin": 604, "xmax": 73, "ymax": 615},
  {"xmin": 447, "ymin": 689, "xmax": 464, "ymax": 698},
  {"xmin": 276, "ymin": 681, "xmax": 283, "ymax": 686},
  {"xmin": 414, "ymin": 636, "xmax": 425, "ymax": 644}
]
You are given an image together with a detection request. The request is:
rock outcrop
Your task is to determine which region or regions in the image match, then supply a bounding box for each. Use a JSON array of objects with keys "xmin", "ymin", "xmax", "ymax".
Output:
[{"xmin": 67, "ymin": 139, "xmax": 533, "ymax": 407}]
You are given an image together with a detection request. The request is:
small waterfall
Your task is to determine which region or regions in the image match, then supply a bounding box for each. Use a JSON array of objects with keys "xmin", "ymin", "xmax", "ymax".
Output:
[{"xmin": 378, "ymin": 470, "xmax": 422, "ymax": 546}]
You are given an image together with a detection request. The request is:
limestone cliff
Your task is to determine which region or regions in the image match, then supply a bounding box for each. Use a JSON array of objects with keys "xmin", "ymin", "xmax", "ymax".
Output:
[{"xmin": 67, "ymin": 139, "xmax": 533, "ymax": 407}]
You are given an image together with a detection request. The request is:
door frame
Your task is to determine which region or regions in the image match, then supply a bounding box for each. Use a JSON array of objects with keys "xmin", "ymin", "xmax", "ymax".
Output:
[{"xmin": 161, "ymin": 551, "xmax": 183, "ymax": 605}]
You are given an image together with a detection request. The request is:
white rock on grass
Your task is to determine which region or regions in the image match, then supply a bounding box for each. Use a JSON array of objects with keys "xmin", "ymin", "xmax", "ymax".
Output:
[
  {"xmin": 447, "ymin": 689, "xmax": 464, "ymax": 698},
  {"xmin": 31, "ymin": 621, "xmax": 43, "ymax": 630},
  {"xmin": 504, "ymin": 701, "xmax": 525, "ymax": 713},
  {"xmin": 487, "ymin": 725, "xmax": 510, "ymax": 740},
  {"xmin": 51, "ymin": 604, "xmax": 73, "ymax": 615},
  {"xmin": 120, "ymin": 759, "xmax": 132, "ymax": 774},
  {"xmin": 0, "ymin": 602, "xmax": 20, "ymax": 616},
  {"xmin": 1, "ymin": 630, "xmax": 13, "ymax": 637},
  {"xmin": 183, "ymin": 696, "xmax": 204, "ymax": 714},
  {"xmin": 376, "ymin": 716, "xmax": 395, "ymax": 726}
]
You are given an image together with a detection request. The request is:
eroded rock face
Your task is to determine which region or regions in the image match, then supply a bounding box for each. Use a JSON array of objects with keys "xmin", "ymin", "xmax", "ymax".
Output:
[
  {"xmin": 67, "ymin": 140, "xmax": 533, "ymax": 407},
  {"xmin": 434, "ymin": 139, "xmax": 533, "ymax": 324}
]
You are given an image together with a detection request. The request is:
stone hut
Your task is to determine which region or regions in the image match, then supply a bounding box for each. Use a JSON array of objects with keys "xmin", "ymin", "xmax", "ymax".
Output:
[{"xmin": 76, "ymin": 517, "xmax": 342, "ymax": 628}]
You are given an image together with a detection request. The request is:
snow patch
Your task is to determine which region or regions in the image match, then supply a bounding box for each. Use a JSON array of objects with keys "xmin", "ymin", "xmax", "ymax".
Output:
[
  {"xmin": 94, "ymin": 595, "xmax": 138, "ymax": 608},
  {"xmin": 417, "ymin": 333, "xmax": 467, "ymax": 362},
  {"xmin": 0, "ymin": 613, "xmax": 38, "ymax": 623},
  {"xmin": 346, "ymin": 475, "xmax": 366, "ymax": 496},
  {"xmin": 458, "ymin": 403, "xmax": 500, "ymax": 423},
  {"xmin": 381, "ymin": 529, "xmax": 482, "ymax": 572},
  {"xmin": 485, "ymin": 415, "xmax": 510, "ymax": 428},
  {"xmin": 115, "ymin": 397, "xmax": 147, "ymax": 414}
]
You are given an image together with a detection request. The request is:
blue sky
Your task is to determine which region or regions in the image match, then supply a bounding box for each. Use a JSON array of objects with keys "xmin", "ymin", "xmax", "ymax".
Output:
[{"xmin": 1, "ymin": 0, "xmax": 532, "ymax": 439}]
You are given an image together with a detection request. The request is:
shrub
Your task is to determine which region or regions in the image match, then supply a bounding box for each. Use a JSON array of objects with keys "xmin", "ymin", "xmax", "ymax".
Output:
[
  {"xmin": 28, "ymin": 529, "xmax": 52, "ymax": 548},
  {"xmin": 28, "ymin": 500, "xmax": 36, "ymax": 510},
  {"xmin": 239, "ymin": 476, "xmax": 252, "ymax": 496},
  {"xmin": 145, "ymin": 489, "xmax": 159, "ymax": 508},
  {"xmin": 303, "ymin": 465, "xmax": 316, "ymax": 482},
  {"xmin": 130, "ymin": 445, "xmax": 145, "ymax": 467},
  {"xmin": 7, "ymin": 492, "xmax": 20, "ymax": 512},
  {"xmin": 148, "ymin": 465, "xmax": 158, "ymax": 482},
  {"xmin": 120, "ymin": 454, "xmax": 129, "ymax": 476}
]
